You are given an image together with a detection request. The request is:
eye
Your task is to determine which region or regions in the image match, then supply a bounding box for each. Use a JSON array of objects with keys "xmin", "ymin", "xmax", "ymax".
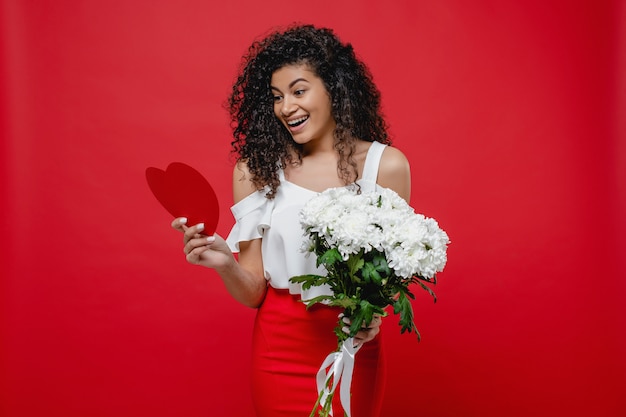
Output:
[
  {"xmin": 294, "ymin": 89, "xmax": 306, "ymax": 96},
  {"xmin": 273, "ymin": 94, "xmax": 283, "ymax": 102}
]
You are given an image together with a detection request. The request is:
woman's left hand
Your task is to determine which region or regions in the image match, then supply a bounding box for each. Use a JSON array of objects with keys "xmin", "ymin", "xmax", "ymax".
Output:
[{"xmin": 341, "ymin": 314, "xmax": 383, "ymax": 347}]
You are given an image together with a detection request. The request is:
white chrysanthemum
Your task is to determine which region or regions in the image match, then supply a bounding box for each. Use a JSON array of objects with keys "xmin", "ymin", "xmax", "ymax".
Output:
[
  {"xmin": 300, "ymin": 186, "xmax": 449, "ymax": 280},
  {"xmin": 334, "ymin": 210, "xmax": 383, "ymax": 258},
  {"xmin": 384, "ymin": 215, "xmax": 449, "ymax": 278}
]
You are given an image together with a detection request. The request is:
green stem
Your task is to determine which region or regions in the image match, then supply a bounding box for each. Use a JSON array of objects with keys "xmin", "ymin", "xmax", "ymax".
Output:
[{"xmin": 310, "ymin": 374, "xmax": 335, "ymax": 417}]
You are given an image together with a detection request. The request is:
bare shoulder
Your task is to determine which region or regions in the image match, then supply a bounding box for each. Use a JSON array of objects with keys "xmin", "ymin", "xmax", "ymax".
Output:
[
  {"xmin": 379, "ymin": 146, "xmax": 410, "ymax": 175},
  {"xmin": 378, "ymin": 145, "xmax": 411, "ymax": 202},
  {"xmin": 232, "ymin": 160, "xmax": 258, "ymax": 203}
]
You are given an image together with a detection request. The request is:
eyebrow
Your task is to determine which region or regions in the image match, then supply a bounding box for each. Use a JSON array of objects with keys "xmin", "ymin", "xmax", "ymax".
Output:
[{"xmin": 270, "ymin": 78, "xmax": 310, "ymax": 91}]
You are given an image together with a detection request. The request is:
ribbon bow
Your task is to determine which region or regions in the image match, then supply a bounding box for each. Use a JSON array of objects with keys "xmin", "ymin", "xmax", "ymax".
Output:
[{"xmin": 315, "ymin": 337, "xmax": 361, "ymax": 417}]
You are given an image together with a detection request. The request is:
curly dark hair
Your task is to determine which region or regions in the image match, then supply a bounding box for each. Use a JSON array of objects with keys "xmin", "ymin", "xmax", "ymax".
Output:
[{"xmin": 228, "ymin": 24, "xmax": 391, "ymax": 199}]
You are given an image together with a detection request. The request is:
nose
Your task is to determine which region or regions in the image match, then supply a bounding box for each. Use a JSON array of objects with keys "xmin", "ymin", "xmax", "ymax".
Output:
[{"xmin": 280, "ymin": 95, "xmax": 297, "ymax": 117}]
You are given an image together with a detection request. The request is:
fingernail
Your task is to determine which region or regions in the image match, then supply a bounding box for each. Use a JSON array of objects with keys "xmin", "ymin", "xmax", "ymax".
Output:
[
  {"xmin": 206, "ymin": 236, "xmax": 215, "ymax": 243},
  {"xmin": 342, "ymin": 326, "xmax": 350, "ymax": 334},
  {"xmin": 197, "ymin": 223, "xmax": 205, "ymax": 231},
  {"xmin": 180, "ymin": 217, "xmax": 188, "ymax": 224}
]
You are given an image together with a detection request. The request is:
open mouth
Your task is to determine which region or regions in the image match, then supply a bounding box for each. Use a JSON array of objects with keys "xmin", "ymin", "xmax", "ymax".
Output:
[{"xmin": 287, "ymin": 116, "xmax": 309, "ymax": 127}]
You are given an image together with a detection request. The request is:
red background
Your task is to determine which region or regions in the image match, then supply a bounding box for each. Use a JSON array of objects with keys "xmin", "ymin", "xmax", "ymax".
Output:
[{"xmin": 2, "ymin": 1, "xmax": 625, "ymax": 416}]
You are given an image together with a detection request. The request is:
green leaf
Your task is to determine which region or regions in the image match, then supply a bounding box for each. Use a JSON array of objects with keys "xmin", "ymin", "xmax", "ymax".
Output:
[
  {"xmin": 289, "ymin": 274, "xmax": 329, "ymax": 291},
  {"xmin": 329, "ymin": 296, "xmax": 358, "ymax": 310},
  {"xmin": 347, "ymin": 307, "xmax": 366, "ymax": 336},
  {"xmin": 289, "ymin": 274, "xmax": 324, "ymax": 284},
  {"xmin": 345, "ymin": 299, "xmax": 383, "ymax": 337},
  {"xmin": 347, "ymin": 255, "xmax": 364, "ymax": 276},
  {"xmin": 371, "ymin": 269, "xmax": 383, "ymax": 285},
  {"xmin": 302, "ymin": 295, "xmax": 334, "ymax": 308},
  {"xmin": 361, "ymin": 263, "xmax": 375, "ymax": 283},
  {"xmin": 372, "ymin": 254, "xmax": 390, "ymax": 277},
  {"xmin": 393, "ymin": 292, "xmax": 420, "ymax": 340},
  {"xmin": 416, "ymin": 280, "xmax": 437, "ymax": 303},
  {"xmin": 318, "ymin": 248, "xmax": 342, "ymax": 268}
]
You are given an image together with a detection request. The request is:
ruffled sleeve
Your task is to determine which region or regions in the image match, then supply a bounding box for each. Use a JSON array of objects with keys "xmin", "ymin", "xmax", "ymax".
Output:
[{"xmin": 225, "ymin": 189, "xmax": 274, "ymax": 253}]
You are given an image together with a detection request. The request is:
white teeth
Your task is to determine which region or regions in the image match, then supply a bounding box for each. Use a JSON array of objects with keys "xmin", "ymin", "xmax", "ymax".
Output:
[{"xmin": 287, "ymin": 116, "xmax": 308, "ymax": 126}]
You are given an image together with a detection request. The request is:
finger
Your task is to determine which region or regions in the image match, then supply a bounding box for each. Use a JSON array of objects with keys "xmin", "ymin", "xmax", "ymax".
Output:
[
  {"xmin": 365, "ymin": 315, "xmax": 382, "ymax": 329},
  {"xmin": 341, "ymin": 315, "xmax": 382, "ymax": 329},
  {"xmin": 352, "ymin": 333, "xmax": 366, "ymax": 348},
  {"xmin": 186, "ymin": 245, "xmax": 209, "ymax": 264},
  {"xmin": 341, "ymin": 325, "xmax": 372, "ymax": 336},
  {"xmin": 184, "ymin": 235, "xmax": 214, "ymax": 255},
  {"xmin": 171, "ymin": 217, "xmax": 188, "ymax": 232},
  {"xmin": 355, "ymin": 327, "xmax": 380, "ymax": 343},
  {"xmin": 183, "ymin": 223, "xmax": 207, "ymax": 243},
  {"xmin": 184, "ymin": 238, "xmax": 216, "ymax": 264}
]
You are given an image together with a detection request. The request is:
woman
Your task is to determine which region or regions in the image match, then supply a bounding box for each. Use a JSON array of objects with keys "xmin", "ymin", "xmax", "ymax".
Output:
[{"xmin": 173, "ymin": 25, "xmax": 411, "ymax": 417}]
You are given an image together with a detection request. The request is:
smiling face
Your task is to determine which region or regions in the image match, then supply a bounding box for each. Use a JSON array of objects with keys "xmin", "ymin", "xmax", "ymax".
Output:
[{"xmin": 271, "ymin": 64, "xmax": 336, "ymax": 147}]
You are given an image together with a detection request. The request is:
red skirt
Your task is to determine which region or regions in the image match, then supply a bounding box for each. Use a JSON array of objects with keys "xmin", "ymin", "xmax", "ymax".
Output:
[{"xmin": 251, "ymin": 286, "xmax": 386, "ymax": 417}]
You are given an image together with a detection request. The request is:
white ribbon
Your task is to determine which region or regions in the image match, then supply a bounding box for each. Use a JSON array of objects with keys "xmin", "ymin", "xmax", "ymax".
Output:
[{"xmin": 315, "ymin": 337, "xmax": 361, "ymax": 417}]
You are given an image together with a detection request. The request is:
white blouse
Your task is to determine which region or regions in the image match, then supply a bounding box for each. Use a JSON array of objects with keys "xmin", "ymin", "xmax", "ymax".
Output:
[{"xmin": 226, "ymin": 141, "xmax": 386, "ymax": 302}]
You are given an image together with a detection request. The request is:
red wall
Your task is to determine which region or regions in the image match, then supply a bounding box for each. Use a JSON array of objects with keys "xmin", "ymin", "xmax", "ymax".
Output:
[{"xmin": 2, "ymin": 1, "xmax": 625, "ymax": 416}]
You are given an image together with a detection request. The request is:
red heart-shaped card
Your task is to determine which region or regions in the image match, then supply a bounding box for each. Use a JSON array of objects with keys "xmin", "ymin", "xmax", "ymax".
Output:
[{"xmin": 145, "ymin": 162, "xmax": 219, "ymax": 235}]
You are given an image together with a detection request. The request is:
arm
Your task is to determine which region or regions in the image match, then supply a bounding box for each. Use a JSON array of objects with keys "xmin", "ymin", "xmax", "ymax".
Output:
[{"xmin": 171, "ymin": 161, "xmax": 267, "ymax": 308}]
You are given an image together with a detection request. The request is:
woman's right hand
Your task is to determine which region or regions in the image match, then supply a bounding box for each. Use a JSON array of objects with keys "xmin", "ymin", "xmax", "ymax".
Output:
[{"xmin": 171, "ymin": 217, "xmax": 235, "ymax": 269}]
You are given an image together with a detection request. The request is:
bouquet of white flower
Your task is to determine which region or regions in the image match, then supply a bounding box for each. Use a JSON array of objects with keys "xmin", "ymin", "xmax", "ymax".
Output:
[{"xmin": 290, "ymin": 186, "xmax": 450, "ymax": 417}]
